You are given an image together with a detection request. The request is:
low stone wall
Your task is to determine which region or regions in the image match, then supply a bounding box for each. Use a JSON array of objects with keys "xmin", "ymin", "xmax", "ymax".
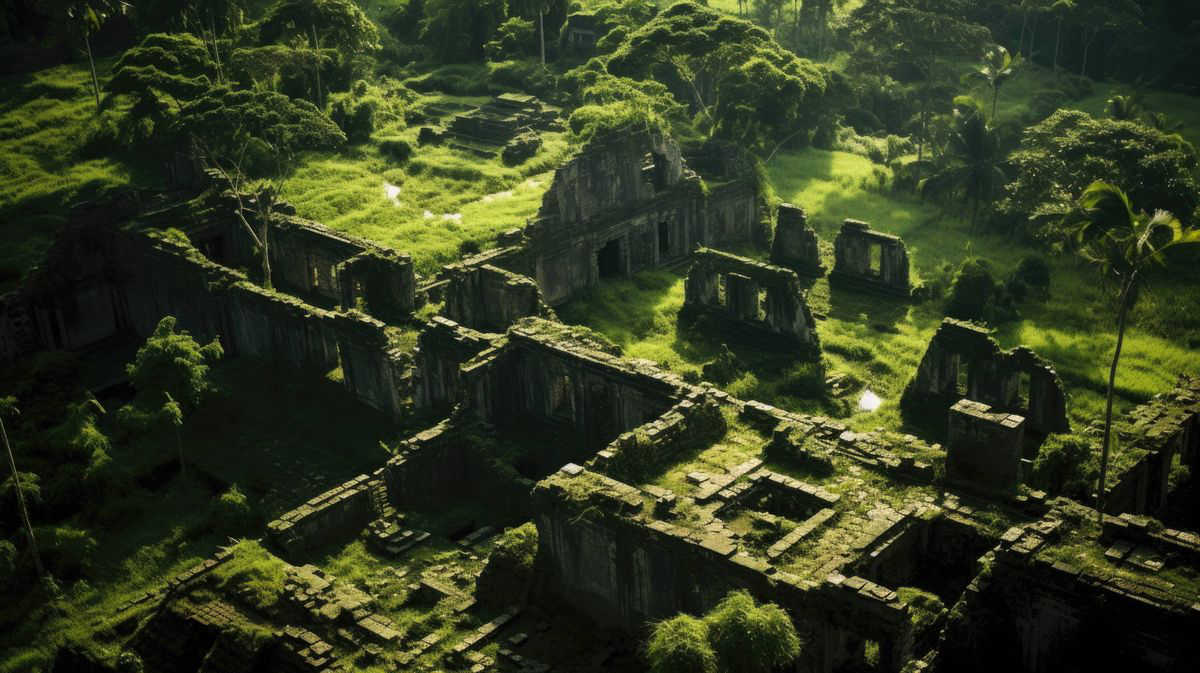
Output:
[
  {"xmin": 590, "ymin": 389, "xmax": 727, "ymax": 481},
  {"xmin": 441, "ymin": 262, "xmax": 553, "ymax": 333},
  {"xmin": 266, "ymin": 474, "xmax": 374, "ymax": 556}
]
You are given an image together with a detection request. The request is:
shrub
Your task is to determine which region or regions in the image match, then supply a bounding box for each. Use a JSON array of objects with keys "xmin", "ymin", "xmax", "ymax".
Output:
[
  {"xmin": 475, "ymin": 523, "xmax": 538, "ymax": 607},
  {"xmin": 1010, "ymin": 256, "xmax": 1051, "ymax": 297},
  {"xmin": 212, "ymin": 485, "xmax": 255, "ymax": 535},
  {"xmin": 702, "ymin": 344, "xmax": 744, "ymax": 386},
  {"xmin": 379, "ymin": 137, "xmax": 413, "ymax": 163},
  {"xmin": 484, "ymin": 18, "xmax": 536, "ymax": 61},
  {"xmin": 37, "ymin": 525, "xmax": 98, "ymax": 579},
  {"xmin": 1032, "ymin": 433, "xmax": 1098, "ymax": 500},
  {"xmin": 897, "ymin": 587, "xmax": 947, "ymax": 632},
  {"xmin": 646, "ymin": 614, "xmax": 717, "ymax": 673},
  {"xmin": 945, "ymin": 258, "xmax": 1018, "ymax": 324},
  {"xmin": 705, "ymin": 590, "xmax": 802, "ymax": 673}
]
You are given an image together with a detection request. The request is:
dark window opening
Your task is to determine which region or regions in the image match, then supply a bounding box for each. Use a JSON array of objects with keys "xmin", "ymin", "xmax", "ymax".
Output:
[
  {"xmin": 1018, "ymin": 371, "xmax": 1031, "ymax": 408},
  {"xmin": 550, "ymin": 374, "xmax": 573, "ymax": 421},
  {"xmin": 869, "ymin": 243, "xmax": 883, "ymax": 275},
  {"xmin": 658, "ymin": 221, "xmax": 671, "ymax": 257},
  {"xmin": 957, "ymin": 357, "xmax": 970, "ymax": 397},
  {"xmin": 598, "ymin": 238, "xmax": 622, "ymax": 278},
  {"xmin": 650, "ymin": 151, "xmax": 669, "ymax": 191}
]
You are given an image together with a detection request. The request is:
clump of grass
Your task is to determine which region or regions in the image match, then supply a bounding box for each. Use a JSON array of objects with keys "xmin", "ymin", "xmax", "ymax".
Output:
[{"xmin": 208, "ymin": 540, "xmax": 288, "ymax": 611}]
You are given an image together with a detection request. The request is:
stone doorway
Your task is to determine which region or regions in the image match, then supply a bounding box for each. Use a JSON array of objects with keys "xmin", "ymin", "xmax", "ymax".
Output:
[{"xmin": 597, "ymin": 238, "xmax": 622, "ymax": 279}]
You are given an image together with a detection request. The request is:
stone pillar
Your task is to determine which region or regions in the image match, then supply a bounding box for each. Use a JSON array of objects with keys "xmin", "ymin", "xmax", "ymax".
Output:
[
  {"xmin": 725, "ymin": 273, "xmax": 759, "ymax": 321},
  {"xmin": 947, "ymin": 399, "xmax": 1025, "ymax": 494},
  {"xmin": 684, "ymin": 266, "xmax": 719, "ymax": 307},
  {"xmin": 770, "ymin": 203, "xmax": 822, "ymax": 275}
]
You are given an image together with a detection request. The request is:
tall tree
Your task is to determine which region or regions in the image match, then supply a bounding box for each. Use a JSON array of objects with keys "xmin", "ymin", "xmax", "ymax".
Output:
[
  {"xmin": 54, "ymin": 0, "xmax": 129, "ymax": 111},
  {"xmin": 968, "ymin": 45, "xmax": 1021, "ymax": 120},
  {"xmin": 260, "ymin": 0, "xmax": 380, "ymax": 106},
  {"xmin": 1071, "ymin": 0, "xmax": 1140, "ymax": 77},
  {"xmin": 848, "ymin": 0, "xmax": 990, "ymax": 186},
  {"xmin": 0, "ymin": 396, "xmax": 43, "ymax": 579},
  {"xmin": 1058, "ymin": 183, "xmax": 1200, "ymax": 523}
]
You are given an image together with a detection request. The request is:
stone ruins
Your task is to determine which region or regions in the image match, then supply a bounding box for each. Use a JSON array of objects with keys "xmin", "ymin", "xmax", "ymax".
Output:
[
  {"xmin": 903, "ymin": 318, "xmax": 1070, "ymax": 439},
  {"xmin": 769, "ymin": 203, "xmax": 824, "ymax": 276},
  {"xmin": 4, "ymin": 128, "xmax": 1199, "ymax": 673},
  {"xmin": 829, "ymin": 219, "xmax": 913, "ymax": 297},
  {"xmin": 683, "ymin": 247, "xmax": 820, "ymax": 350}
]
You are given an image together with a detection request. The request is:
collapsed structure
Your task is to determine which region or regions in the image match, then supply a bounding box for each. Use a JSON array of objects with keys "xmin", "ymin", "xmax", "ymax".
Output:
[{"xmin": 5, "ymin": 125, "xmax": 1199, "ymax": 673}]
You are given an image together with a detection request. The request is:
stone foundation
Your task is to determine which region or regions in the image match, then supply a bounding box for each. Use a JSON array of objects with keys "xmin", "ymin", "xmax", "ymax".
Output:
[{"xmin": 829, "ymin": 219, "xmax": 911, "ymax": 296}]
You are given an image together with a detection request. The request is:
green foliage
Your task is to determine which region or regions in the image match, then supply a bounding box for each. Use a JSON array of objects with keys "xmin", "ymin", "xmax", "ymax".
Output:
[
  {"xmin": 261, "ymin": 0, "xmax": 381, "ymax": 56},
  {"xmin": 175, "ymin": 87, "xmax": 346, "ymax": 175},
  {"xmin": 211, "ymin": 484, "xmax": 254, "ymax": 535},
  {"xmin": 125, "ymin": 316, "xmax": 223, "ymax": 411},
  {"xmin": 605, "ymin": 1, "xmax": 830, "ymax": 151},
  {"xmin": 702, "ymin": 344, "xmax": 744, "ymax": 386},
  {"xmin": 896, "ymin": 587, "xmax": 947, "ymax": 632},
  {"xmin": 1, "ymin": 471, "xmax": 41, "ymax": 507},
  {"xmin": 475, "ymin": 522, "xmax": 539, "ymax": 607},
  {"xmin": 0, "ymin": 540, "xmax": 16, "ymax": 582},
  {"xmin": 1010, "ymin": 255, "xmax": 1052, "ymax": 297},
  {"xmin": 1032, "ymin": 433, "xmax": 1098, "ymax": 499},
  {"xmin": 208, "ymin": 540, "xmax": 287, "ymax": 610},
  {"xmin": 1004, "ymin": 110, "xmax": 1200, "ymax": 231},
  {"xmin": 646, "ymin": 614, "xmax": 717, "ymax": 673},
  {"xmin": 704, "ymin": 590, "xmax": 802, "ymax": 673},
  {"xmin": 564, "ymin": 66, "xmax": 685, "ymax": 142},
  {"xmin": 919, "ymin": 98, "xmax": 1006, "ymax": 229},
  {"xmin": 485, "ymin": 17, "xmax": 537, "ymax": 61},
  {"xmin": 945, "ymin": 258, "xmax": 1017, "ymax": 325},
  {"xmin": 420, "ymin": 0, "xmax": 509, "ymax": 62},
  {"xmin": 35, "ymin": 524, "xmax": 98, "ymax": 579}
]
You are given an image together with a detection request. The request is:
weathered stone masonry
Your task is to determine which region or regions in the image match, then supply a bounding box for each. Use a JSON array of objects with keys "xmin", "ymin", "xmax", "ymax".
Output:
[{"xmin": 830, "ymin": 219, "xmax": 912, "ymax": 297}]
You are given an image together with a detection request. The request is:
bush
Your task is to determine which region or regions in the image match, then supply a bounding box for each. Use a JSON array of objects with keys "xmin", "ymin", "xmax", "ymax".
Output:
[
  {"xmin": 1032, "ymin": 434, "xmax": 1098, "ymax": 500},
  {"xmin": 705, "ymin": 590, "xmax": 802, "ymax": 673},
  {"xmin": 646, "ymin": 614, "xmax": 717, "ymax": 673},
  {"xmin": 475, "ymin": 523, "xmax": 538, "ymax": 607},
  {"xmin": 484, "ymin": 18, "xmax": 536, "ymax": 61},
  {"xmin": 1010, "ymin": 256, "xmax": 1051, "ymax": 297},
  {"xmin": 37, "ymin": 525, "xmax": 98, "ymax": 579},
  {"xmin": 897, "ymin": 587, "xmax": 946, "ymax": 632},
  {"xmin": 379, "ymin": 137, "xmax": 413, "ymax": 163},
  {"xmin": 945, "ymin": 258, "xmax": 1018, "ymax": 324},
  {"xmin": 211, "ymin": 485, "xmax": 255, "ymax": 535},
  {"xmin": 702, "ymin": 344, "xmax": 744, "ymax": 386}
]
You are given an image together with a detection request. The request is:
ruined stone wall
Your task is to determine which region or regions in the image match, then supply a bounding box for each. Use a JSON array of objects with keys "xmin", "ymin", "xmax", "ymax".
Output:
[
  {"xmin": 903, "ymin": 318, "xmax": 1069, "ymax": 438},
  {"xmin": 770, "ymin": 204, "xmax": 823, "ymax": 276},
  {"xmin": 266, "ymin": 474, "xmax": 375, "ymax": 556},
  {"xmin": 0, "ymin": 292, "xmax": 35, "ymax": 362},
  {"xmin": 384, "ymin": 420, "xmax": 534, "ymax": 521},
  {"xmin": 532, "ymin": 467, "xmax": 917, "ymax": 673},
  {"xmin": 1104, "ymin": 376, "xmax": 1200, "ymax": 515},
  {"xmin": 460, "ymin": 319, "xmax": 686, "ymax": 455},
  {"xmin": 589, "ymin": 389, "xmax": 727, "ymax": 482},
  {"xmin": 336, "ymin": 250, "xmax": 416, "ymax": 322},
  {"xmin": 683, "ymin": 247, "xmax": 820, "ymax": 350},
  {"xmin": 412, "ymin": 317, "xmax": 498, "ymax": 412},
  {"xmin": 946, "ymin": 399, "xmax": 1026, "ymax": 495},
  {"xmin": 441, "ymin": 263, "xmax": 553, "ymax": 333},
  {"xmin": 829, "ymin": 219, "xmax": 911, "ymax": 296},
  {"xmin": 267, "ymin": 218, "xmax": 363, "ymax": 304},
  {"xmin": 521, "ymin": 130, "xmax": 757, "ymax": 305},
  {"xmin": 17, "ymin": 223, "xmax": 411, "ymax": 419}
]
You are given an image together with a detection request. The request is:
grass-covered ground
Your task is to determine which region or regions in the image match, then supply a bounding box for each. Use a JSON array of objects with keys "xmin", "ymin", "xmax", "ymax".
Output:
[
  {"xmin": 0, "ymin": 358, "xmax": 415, "ymax": 672},
  {"xmin": 560, "ymin": 145, "xmax": 1200, "ymax": 436}
]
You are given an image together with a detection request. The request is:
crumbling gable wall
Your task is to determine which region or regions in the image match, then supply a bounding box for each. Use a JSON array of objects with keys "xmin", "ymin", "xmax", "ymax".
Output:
[
  {"xmin": 522, "ymin": 130, "xmax": 756, "ymax": 305},
  {"xmin": 770, "ymin": 203, "xmax": 823, "ymax": 276},
  {"xmin": 829, "ymin": 219, "xmax": 911, "ymax": 296},
  {"xmin": 441, "ymin": 262, "xmax": 554, "ymax": 333},
  {"xmin": 683, "ymin": 247, "xmax": 820, "ymax": 350},
  {"xmin": 460, "ymin": 318, "xmax": 686, "ymax": 456},
  {"xmin": 903, "ymin": 318, "xmax": 1069, "ymax": 437}
]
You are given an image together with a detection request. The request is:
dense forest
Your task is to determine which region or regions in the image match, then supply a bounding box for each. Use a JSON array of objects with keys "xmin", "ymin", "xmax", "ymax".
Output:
[{"xmin": 3, "ymin": 2, "xmax": 1200, "ymax": 672}]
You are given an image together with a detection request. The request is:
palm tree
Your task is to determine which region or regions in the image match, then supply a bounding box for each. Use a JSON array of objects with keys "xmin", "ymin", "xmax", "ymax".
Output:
[
  {"xmin": 0, "ymin": 396, "xmax": 43, "ymax": 579},
  {"xmin": 1060, "ymin": 182, "xmax": 1200, "ymax": 524},
  {"xmin": 56, "ymin": 0, "xmax": 129, "ymax": 111},
  {"xmin": 919, "ymin": 99, "xmax": 1006, "ymax": 230},
  {"xmin": 968, "ymin": 45, "xmax": 1021, "ymax": 120}
]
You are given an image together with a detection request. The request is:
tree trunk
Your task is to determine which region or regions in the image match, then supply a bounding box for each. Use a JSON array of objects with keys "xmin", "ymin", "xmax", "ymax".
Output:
[
  {"xmin": 1, "ymin": 416, "xmax": 43, "ymax": 579},
  {"xmin": 1081, "ymin": 28, "xmax": 1093, "ymax": 77},
  {"xmin": 539, "ymin": 10, "xmax": 545, "ymax": 67},
  {"xmin": 1097, "ymin": 275, "xmax": 1135, "ymax": 525},
  {"xmin": 992, "ymin": 86, "xmax": 999, "ymax": 120},
  {"xmin": 1054, "ymin": 17, "xmax": 1061, "ymax": 71},
  {"xmin": 175, "ymin": 425, "xmax": 185, "ymax": 476},
  {"xmin": 260, "ymin": 219, "xmax": 273, "ymax": 290},
  {"xmin": 1018, "ymin": 11, "xmax": 1028, "ymax": 57},
  {"xmin": 310, "ymin": 24, "xmax": 322, "ymax": 109},
  {"xmin": 1029, "ymin": 11, "xmax": 1038, "ymax": 59},
  {"xmin": 210, "ymin": 15, "xmax": 224, "ymax": 83},
  {"xmin": 84, "ymin": 32, "xmax": 101, "ymax": 111}
]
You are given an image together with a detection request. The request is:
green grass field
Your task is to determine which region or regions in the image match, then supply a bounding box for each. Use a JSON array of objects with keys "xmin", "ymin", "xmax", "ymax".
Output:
[{"xmin": 560, "ymin": 145, "xmax": 1200, "ymax": 435}]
